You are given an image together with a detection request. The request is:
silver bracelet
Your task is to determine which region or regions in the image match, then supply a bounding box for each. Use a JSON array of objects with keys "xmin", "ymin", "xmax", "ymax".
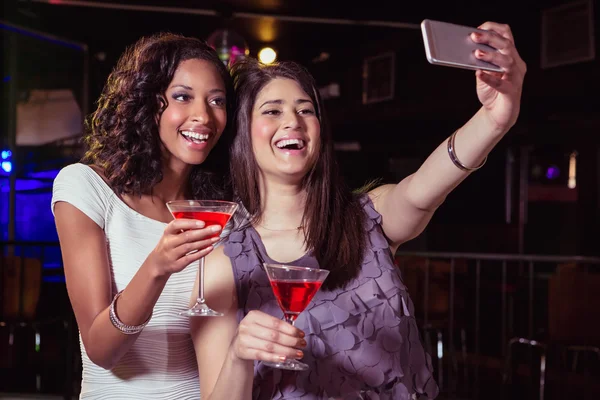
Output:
[
  {"xmin": 447, "ymin": 130, "xmax": 487, "ymax": 171},
  {"xmin": 109, "ymin": 290, "xmax": 152, "ymax": 335}
]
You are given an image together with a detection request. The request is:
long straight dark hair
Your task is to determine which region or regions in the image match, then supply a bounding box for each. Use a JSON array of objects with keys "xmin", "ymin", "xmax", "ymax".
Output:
[{"xmin": 229, "ymin": 58, "xmax": 366, "ymax": 290}]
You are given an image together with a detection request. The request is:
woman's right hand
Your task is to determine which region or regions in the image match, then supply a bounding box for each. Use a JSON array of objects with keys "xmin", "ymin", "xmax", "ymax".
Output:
[
  {"xmin": 230, "ymin": 310, "xmax": 307, "ymax": 363},
  {"xmin": 147, "ymin": 219, "xmax": 222, "ymax": 276}
]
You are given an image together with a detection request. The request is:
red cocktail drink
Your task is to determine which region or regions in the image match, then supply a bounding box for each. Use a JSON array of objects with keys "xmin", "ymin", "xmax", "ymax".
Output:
[
  {"xmin": 166, "ymin": 200, "xmax": 238, "ymax": 317},
  {"xmin": 263, "ymin": 263, "xmax": 329, "ymax": 371}
]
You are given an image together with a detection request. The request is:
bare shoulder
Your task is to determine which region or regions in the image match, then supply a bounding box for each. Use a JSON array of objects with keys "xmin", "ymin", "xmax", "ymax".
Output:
[{"xmin": 367, "ymin": 183, "xmax": 394, "ymax": 209}]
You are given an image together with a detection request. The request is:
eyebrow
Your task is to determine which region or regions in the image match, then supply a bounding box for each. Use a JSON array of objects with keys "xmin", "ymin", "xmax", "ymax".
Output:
[
  {"xmin": 259, "ymin": 98, "xmax": 313, "ymax": 109},
  {"xmin": 169, "ymin": 85, "xmax": 225, "ymax": 94}
]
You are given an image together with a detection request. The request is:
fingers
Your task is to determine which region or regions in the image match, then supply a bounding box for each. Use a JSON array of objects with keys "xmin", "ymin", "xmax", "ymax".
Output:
[
  {"xmin": 471, "ymin": 30, "xmax": 510, "ymax": 52},
  {"xmin": 174, "ymin": 244, "xmax": 214, "ymax": 268},
  {"xmin": 476, "ymin": 70, "xmax": 511, "ymax": 93},
  {"xmin": 477, "ymin": 21, "xmax": 514, "ymax": 42},
  {"xmin": 472, "ymin": 22, "xmax": 527, "ymax": 76},
  {"xmin": 250, "ymin": 320, "xmax": 306, "ymax": 349},
  {"xmin": 165, "ymin": 218, "xmax": 205, "ymax": 234},
  {"xmin": 474, "ymin": 48, "xmax": 514, "ymax": 72},
  {"xmin": 247, "ymin": 310, "xmax": 304, "ymax": 338},
  {"xmin": 166, "ymin": 219, "xmax": 223, "ymax": 243},
  {"xmin": 175, "ymin": 236, "xmax": 219, "ymax": 258},
  {"xmin": 233, "ymin": 310, "xmax": 307, "ymax": 362},
  {"xmin": 237, "ymin": 326, "xmax": 305, "ymax": 361},
  {"xmin": 174, "ymin": 225, "xmax": 222, "ymax": 247}
]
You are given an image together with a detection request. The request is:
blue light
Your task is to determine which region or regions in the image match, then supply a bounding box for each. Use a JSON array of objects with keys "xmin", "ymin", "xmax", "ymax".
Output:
[
  {"xmin": 1, "ymin": 161, "xmax": 12, "ymax": 173},
  {"xmin": 1, "ymin": 22, "xmax": 86, "ymax": 51},
  {"xmin": 546, "ymin": 165, "xmax": 560, "ymax": 180},
  {"xmin": 1, "ymin": 150, "xmax": 12, "ymax": 160}
]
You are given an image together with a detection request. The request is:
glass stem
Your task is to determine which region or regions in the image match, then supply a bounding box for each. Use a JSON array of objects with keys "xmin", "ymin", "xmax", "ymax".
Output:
[{"xmin": 197, "ymin": 256, "xmax": 206, "ymax": 304}]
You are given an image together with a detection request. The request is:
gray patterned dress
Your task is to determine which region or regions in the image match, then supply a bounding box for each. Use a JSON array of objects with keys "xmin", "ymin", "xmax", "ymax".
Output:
[{"xmin": 223, "ymin": 196, "xmax": 439, "ymax": 400}]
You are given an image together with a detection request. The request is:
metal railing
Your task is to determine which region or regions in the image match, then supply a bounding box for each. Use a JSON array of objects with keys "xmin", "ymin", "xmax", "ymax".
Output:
[
  {"xmin": 396, "ymin": 251, "xmax": 600, "ymax": 400},
  {"xmin": 3, "ymin": 242, "xmax": 600, "ymax": 399}
]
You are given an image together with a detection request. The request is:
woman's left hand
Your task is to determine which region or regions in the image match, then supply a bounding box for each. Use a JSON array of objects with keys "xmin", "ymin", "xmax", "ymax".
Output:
[{"xmin": 472, "ymin": 22, "xmax": 527, "ymax": 133}]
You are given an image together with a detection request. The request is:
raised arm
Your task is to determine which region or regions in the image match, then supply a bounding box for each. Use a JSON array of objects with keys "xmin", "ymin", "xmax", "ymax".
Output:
[
  {"xmin": 54, "ymin": 202, "xmax": 219, "ymax": 369},
  {"xmin": 371, "ymin": 22, "xmax": 526, "ymax": 249},
  {"xmin": 192, "ymin": 247, "xmax": 306, "ymax": 400}
]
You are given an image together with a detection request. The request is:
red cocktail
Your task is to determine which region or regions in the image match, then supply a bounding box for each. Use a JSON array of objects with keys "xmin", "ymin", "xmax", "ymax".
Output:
[
  {"xmin": 171, "ymin": 211, "xmax": 232, "ymax": 239},
  {"xmin": 263, "ymin": 263, "xmax": 329, "ymax": 371},
  {"xmin": 270, "ymin": 279, "xmax": 323, "ymax": 322},
  {"xmin": 166, "ymin": 200, "xmax": 238, "ymax": 317}
]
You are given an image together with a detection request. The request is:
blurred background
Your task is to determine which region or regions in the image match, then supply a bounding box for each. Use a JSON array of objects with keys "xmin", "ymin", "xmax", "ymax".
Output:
[{"xmin": 1, "ymin": 0, "xmax": 599, "ymax": 399}]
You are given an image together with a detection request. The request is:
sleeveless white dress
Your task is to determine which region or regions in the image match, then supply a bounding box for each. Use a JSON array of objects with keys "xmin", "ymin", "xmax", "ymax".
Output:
[{"xmin": 52, "ymin": 163, "xmax": 200, "ymax": 399}]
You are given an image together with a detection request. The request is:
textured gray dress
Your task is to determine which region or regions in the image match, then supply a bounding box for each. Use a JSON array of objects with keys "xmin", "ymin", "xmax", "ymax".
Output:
[{"xmin": 224, "ymin": 196, "xmax": 439, "ymax": 399}]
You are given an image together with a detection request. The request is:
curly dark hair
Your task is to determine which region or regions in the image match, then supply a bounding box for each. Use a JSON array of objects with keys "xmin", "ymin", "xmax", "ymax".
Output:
[{"xmin": 82, "ymin": 32, "xmax": 234, "ymax": 199}]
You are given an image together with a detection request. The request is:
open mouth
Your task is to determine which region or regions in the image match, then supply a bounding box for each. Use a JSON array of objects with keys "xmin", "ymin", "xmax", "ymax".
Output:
[
  {"xmin": 180, "ymin": 130, "xmax": 209, "ymax": 144},
  {"xmin": 275, "ymin": 138, "xmax": 306, "ymax": 151}
]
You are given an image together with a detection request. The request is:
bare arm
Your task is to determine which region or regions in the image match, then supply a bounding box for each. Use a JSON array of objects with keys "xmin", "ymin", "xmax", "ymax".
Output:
[
  {"xmin": 372, "ymin": 22, "xmax": 527, "ymax": 249},
  {"xmin": 191, "ymin": 247, "xmax": 253, "ymax": 400},
  {"xmin": 54, "ymin": 202, "xmax": 219, "ymax": 369},
  {"xmin": 192, "ymin": 247, "xmax": 305, "ymax": 400}
]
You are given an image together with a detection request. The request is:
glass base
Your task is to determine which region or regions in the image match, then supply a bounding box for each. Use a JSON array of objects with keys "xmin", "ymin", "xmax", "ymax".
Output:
[
  {"xmin": 262, "ymin": 359, "xmax": 309, "ymax": 371},
  {"xmin": 179, "ymin": 302, "xmax": 223, "ymax": 317}
]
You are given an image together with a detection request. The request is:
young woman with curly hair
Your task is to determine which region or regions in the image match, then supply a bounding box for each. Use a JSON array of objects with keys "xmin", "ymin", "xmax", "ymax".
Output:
[{"xmin": 51, "ymin": 32, "xmax": 234, "ymax": 399}]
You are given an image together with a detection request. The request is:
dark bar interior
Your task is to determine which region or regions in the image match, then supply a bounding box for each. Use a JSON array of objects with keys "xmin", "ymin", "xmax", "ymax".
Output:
[{"xmin": 1, "ymin": 0, "xmax": 599, "ymax": 399}]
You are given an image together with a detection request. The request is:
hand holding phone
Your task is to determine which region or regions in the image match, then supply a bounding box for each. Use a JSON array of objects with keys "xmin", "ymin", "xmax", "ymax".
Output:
[{"xmin": 421, "ymin": 19, "xmax": 503, "ymax": 72}]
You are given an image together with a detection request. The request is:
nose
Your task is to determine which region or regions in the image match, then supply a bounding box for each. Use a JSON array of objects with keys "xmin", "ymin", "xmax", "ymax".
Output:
[
  {"xmin": 191, "ymin": 102, "xmax": 211, "ymax": 124},
  {"xmin": 283, "ymin": 112, "xmax": 301, "ymax": 131}
]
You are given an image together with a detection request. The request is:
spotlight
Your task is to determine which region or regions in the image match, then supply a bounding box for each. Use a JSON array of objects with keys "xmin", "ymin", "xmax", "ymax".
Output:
[
  {"xmin": 258, "ymin": 47, "xmax": 277, "ymax": 65},
  {"xmin": 1, "ymin": 161, "xmax": 12, "ymax": 173},
  {"xmin": 1, "ymin": 150, "xmax": 12, "ymax": 160}
]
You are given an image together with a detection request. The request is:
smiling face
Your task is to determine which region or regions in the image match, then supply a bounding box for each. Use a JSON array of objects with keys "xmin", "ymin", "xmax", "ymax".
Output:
[
  {"xmin": 250, "ymin": 77, "xmax": 321, "ymax": 184},
  {"xmin": 158, "ymin": 58, "xmax": 228, "ymax": 172}
]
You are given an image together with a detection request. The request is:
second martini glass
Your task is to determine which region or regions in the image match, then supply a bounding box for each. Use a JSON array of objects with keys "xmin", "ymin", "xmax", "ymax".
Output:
[
  {"xmin": 166, "ymin": 200, "xmax": 238, "ymax": 317},
  {"xmin": 262, "ymin": 263, "xmax": 329, "ymax": 370}
]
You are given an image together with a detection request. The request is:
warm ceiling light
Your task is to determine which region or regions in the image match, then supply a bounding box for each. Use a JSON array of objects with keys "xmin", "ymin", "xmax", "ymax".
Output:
[
  {"xmin": 258, "ymin": 47, "xmax": 277, "ymax": 64},
  {"xmin": 255, "ymin": 17, "xmax": 277, "ymax": 42}
]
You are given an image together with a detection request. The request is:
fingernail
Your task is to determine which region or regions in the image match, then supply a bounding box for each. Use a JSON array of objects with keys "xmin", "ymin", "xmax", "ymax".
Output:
[
  {"xmin": 299, "ymin": 339, "xmax": 307, "ymax": 347},
  {"xmin": 211, "ymin": 236, "xmax": 220, "ymax": 242},
  {"xmin": 196, "ymin": 221, "xmax": 205, "ymax": 228},
  {"xmin": 472, "ymin": 32, "xmax": 482, "ymax": 40},
  {"xmin": 278, "ymin": 355, "xmax": 287, "ymax": 362},
  {"xmin": 210, "ymin": 225, "xmax": 222, "ymax": 233},
  {"xmin": 298, "ymin": 331, "xmax": 305, "ymax": 338},
  {"xmin": 476, "ymin": 49, "xmax": 486, "ymax": 56},
  {"xmin": 296, "ymin": 351, "xmax": 304, "ymax": 359}
]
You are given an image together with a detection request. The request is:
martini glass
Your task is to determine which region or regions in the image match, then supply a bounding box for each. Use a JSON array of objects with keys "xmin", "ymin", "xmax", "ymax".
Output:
[
  {"xmin": 262, "ymin": 263, "xmax": 329, "ymax": 371},
  {"xmin": 166, "ymin": 200, "xmax": 238, "ymax": 317}
]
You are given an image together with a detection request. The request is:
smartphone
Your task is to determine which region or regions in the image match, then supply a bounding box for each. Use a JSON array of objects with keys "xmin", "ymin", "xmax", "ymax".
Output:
[{"xmin": 420, "ymin": 19, "xmax": 503, "ymax": 73}]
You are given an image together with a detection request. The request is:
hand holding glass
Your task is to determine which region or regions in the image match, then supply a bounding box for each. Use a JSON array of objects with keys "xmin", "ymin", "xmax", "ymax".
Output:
[
  {"xmin": 262, "ymin": 263, "xmax": 329, "ymax": 371},
  {"xmin": 166, "ymin": 200, "xmax": 238, "ymax": 317}
]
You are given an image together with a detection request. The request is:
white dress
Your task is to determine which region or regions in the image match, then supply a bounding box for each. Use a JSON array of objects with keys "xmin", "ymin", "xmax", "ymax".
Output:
[{"xmin": 51, "ymin": 163, "xmax": 200, "ymax": 399}]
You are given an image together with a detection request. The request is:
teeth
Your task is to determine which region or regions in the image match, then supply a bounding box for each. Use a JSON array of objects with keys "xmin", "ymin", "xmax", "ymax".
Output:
[
  {"xmin": 276, "ymin": 139, "xmax": 305, "ymax": 149},
  {"xmin": 180, "ymin": 130, "xmax": 209, "ymax": 141}
]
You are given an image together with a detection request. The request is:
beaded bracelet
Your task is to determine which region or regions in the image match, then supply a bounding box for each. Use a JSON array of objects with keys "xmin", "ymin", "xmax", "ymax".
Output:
[
  {"xmin": 109, "ymin": 290, "xmax": 152, "ymax": 335},
  {"xmin": 447, "ymin": 130, "xmax": 487, "ymax": 172}
]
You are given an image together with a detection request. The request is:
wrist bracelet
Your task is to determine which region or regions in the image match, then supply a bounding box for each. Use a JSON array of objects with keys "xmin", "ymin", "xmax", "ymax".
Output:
[
  {"xmin": 447, "ymin": 130, "xmax": 487, "ymax": 171},
  {"xmin": 109, "ymin": 290, "xmax": 152, "ymax": 335}
]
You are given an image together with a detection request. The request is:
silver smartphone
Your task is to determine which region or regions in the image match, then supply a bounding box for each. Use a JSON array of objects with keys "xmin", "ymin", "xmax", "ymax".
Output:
[{"xmin": 420, "ymin": 19, "xmax": 503, "ymax": 73}]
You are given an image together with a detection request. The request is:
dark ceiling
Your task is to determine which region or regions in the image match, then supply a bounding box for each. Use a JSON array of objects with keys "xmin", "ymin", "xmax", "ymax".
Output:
[
  {"xmin": 5, "ymin": 0, "xmax": 568, "ymax": 66},
  {"xmin": 3, "ymin": 0, "xmax": 598, "ymax": 145}
]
